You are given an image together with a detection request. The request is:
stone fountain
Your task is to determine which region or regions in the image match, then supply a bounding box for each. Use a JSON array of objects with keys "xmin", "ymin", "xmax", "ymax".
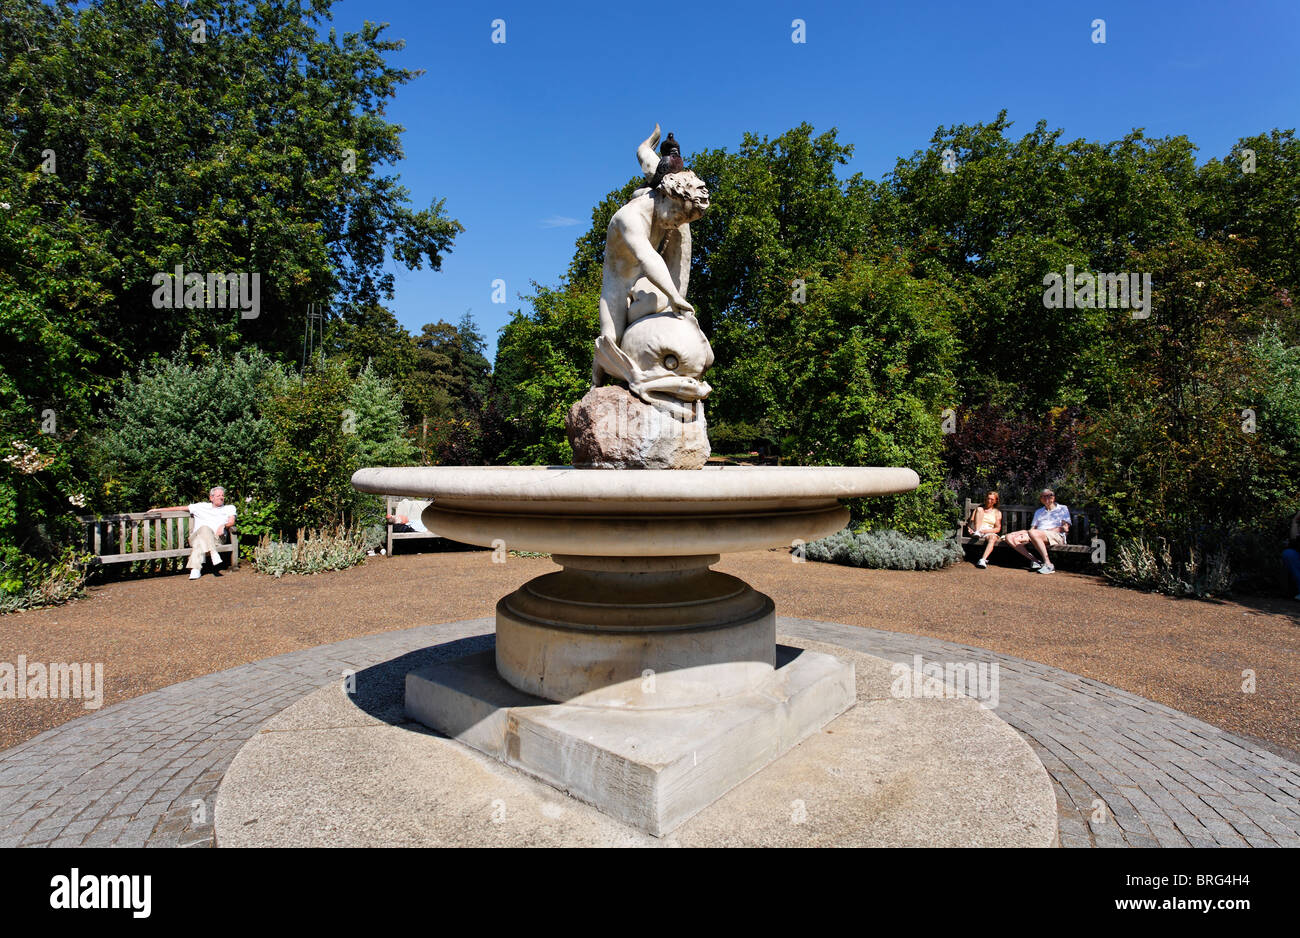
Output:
[
  {"xmin": 211, "ymin": 125, "xmax": 1056, "ymax": 847},
  {"xmin": 314, "ymin": 124, "xmax": 1055, "ymax": 841},
  {"xmin": 349, "ymin": 125, "xmax": 922, "ymax": 835}
]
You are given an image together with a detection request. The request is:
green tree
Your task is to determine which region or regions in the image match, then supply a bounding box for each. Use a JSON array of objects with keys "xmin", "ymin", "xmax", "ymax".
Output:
[
  {"xmin": 0, "ymin": 0, "xmax": 462, "ymax": 385},
  {"xmin": 346, "ymin": 364, "xmax": 416, "ymax": 470},
  {"xmin": 265, "ymin": 361, "xmax": 356, "ymax": 528},
  {"xmin": 0, "ymin": 0, "xmax": 462, "ymax": 579},
  {"xmin": 881, "ymin": 113, "xmax": 1200, "ymax": 412},
  {"xmin": 782, "ymin": 254, "xmax": 959, "ymax": 534},
  {"xmin": 400, "ymin": 313, "xmax": 491, "ymax": 462},
  {"xmin": 331, "ymin": 304, "xmax": 416, "ymax": 381},
  {"xmin": 1082, "ymin": 238, "xmax": 1286, "ymax": 543},
  {"xmin": 488, "ymin": 286, "xmax": 599, "ymax": 465},
  {"xmin": 1195, "ymin": 130, "xmax": 1300, "ymax": 294}
]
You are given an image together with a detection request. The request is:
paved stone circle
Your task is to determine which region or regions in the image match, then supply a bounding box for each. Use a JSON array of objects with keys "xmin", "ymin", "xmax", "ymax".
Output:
[{"xmin": 1, "ymin": 617, "xmax": 1297, "ymax": 848}]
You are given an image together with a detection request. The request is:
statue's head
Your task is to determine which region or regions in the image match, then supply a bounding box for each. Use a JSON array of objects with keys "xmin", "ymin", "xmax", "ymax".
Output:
[{"xmin": 657, "ymin": 171, "xmax": 710, "ymax": 225}]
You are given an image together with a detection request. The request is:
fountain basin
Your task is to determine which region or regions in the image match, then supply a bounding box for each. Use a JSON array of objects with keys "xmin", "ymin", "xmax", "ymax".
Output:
[
  {"xmin": 351, "ymin": 465, "xmax": 920, "ymax": 555},
  {"xmin": 351, "ymin": 464, "xmax": 921, "ymax": 833},
  {"xmin": 352, "ymin": 464, "xmax": 921, "ymax": 709}
]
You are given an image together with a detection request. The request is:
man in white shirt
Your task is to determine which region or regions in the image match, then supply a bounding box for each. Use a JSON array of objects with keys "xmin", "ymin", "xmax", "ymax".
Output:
[
  {"xmin": 386, "ymin": 498, "xmax": 429, "ymax": 534},
  {"xmin": 151, "ymin": 486, "xmax": 237, "ymax": 580},
  {"xmin": 1004, "ymin": 488, "xmax": 1071, "ymax": 575}
]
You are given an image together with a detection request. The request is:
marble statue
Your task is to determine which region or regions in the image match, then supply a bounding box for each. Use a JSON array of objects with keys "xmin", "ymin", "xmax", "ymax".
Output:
[
  {"xmin": 591, "ymin": 124, "xmax": 713, "ymax": 409},
  {"xmin": 569, "ymin": 125, "xmax": 715, "ymax": 468}
]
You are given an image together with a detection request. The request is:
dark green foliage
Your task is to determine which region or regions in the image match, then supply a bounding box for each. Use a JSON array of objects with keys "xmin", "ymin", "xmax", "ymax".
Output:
[
  {"xmin": 0, "ymin": 0, "xmax": 462, "ymax": 368},
  {"xmin": 488, "ymin": 286, "xmax": 599, "ymax": 465},
  {"xmin": 545, "ymin": 116, "xmax": 1300, "ymax": 586},
  {"xmin": 265, "ymin": 361, "xmax": 357, "ymax": 528},
  {"xmin": 400, "ymin": 314, "xmax": 492, "ymax": 464},
  {"xmin": 332, "ymin": 304, "xmax": 418, "ymax": 381},
  {"xmin": 6, "ymin": 35, "xmax": 1300, "ymax": 608},
  {"xmin": 1080, "ymin": 238, "xmax": 1291, "ymax": 544},
  {"xmin": 777, "ymin": 254, "xmax": 958, "ymax": 535},
  {"xmin": 92, "ymin": 349, "xmax": 287, "ymax": 510},
  {"xmin": 0, "ymin": 0, "xmax": 460, "ymax": 600}
]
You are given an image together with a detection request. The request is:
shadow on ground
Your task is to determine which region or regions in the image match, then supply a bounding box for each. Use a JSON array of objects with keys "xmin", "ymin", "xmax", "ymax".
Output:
[{"xmin": 345, "ymin": 633, "xmax": 496, "ymax": 729}]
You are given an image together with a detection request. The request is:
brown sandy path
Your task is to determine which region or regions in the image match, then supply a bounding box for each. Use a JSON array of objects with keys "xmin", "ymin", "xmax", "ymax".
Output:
[{"xmin": 2, "ymin": 549, "xmax": 1297, "ymax": 755}]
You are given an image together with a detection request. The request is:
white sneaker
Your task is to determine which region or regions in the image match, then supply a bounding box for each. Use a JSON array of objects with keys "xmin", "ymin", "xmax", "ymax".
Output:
[
  {"xmin": 976, "ymin": 558, "xmax": 987, "ymax": 568},
  {"xmin": 210, "ymin": 550, "xmax": 223, "ymax": 566},
  {"xmin": 1038, "ymin": 564, "xmax": 1055, "ymax": 574},
  {"xmin": 189, "ymin": 569, "xmax": 201, "ymax": 580},
  {"xmin": 1030, "ymin": 560, "xmax": 1042, "ymax": 570}
]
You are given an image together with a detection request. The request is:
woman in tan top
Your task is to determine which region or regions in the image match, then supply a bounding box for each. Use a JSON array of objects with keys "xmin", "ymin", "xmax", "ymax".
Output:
[{"xmin": 967, "ymin": 491, "xmax": 1002, "ymax": 569}]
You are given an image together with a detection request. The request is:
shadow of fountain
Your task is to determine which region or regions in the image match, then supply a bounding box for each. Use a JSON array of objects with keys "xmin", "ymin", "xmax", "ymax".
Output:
[{"xmin": 344, "ymin": 634, "xmax": 494, "ymax": 731}]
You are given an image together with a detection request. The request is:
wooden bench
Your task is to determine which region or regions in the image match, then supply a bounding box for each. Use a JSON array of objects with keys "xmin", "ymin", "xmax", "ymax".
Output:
[
  {"xmin": 960, "ymin": 497, "xmax": 1096, "ymax": 558},
  {"xmin": 78, "ymin": 510, "xmax": 239, "ymax": 569},
  {"xmin": 385, "ymin": 496, "xmax": 440, "ymax": 556}
]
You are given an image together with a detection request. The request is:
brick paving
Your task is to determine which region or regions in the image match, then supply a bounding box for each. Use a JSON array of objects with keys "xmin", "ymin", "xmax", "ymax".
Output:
[{"xmin": 1, "ymin": 617, "xmax": 1297, "ymax": 847}]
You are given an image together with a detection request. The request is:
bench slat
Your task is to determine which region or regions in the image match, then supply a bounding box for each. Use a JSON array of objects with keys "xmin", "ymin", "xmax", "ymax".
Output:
[{"xmin": 96, "ymin": 544, "xmax": 236, "ymax": 564}]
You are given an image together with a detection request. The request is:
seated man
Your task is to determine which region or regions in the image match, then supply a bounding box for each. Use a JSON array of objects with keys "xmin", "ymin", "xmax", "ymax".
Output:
[
  {"xmin": 384, "ymin": 498, "xmax": 431, "ymax": 550},
  {"xmin": 1003, "ymin": 488, "xmax": 1071, "ymax": 575},
  {"xmin": 1284, "ymin": 509, "xmax": 1300, "ymax": 602},
  {"xmin": 151, "ymin": 486, "xmax": 236, "ymax": 580}
]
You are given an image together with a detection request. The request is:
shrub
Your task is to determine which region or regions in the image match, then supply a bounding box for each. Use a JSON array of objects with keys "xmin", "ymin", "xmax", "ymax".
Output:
[
  {"xmin": 777, "ymin": 255, "xmax": 960, "ymax": 538},
  {"xmin": 944, "ymin": 403, "xmax": 1085, "ymax": 507},
  {"xmin": 361, "ymin": 523, "xmax": 386, "ymax": 553},
  {"xmin": 0, "ymin": 549, "xmax": 89, "ymax": 614},
  {"xmin": 347, "ymin": 365, "xmax": 418, "ymax": 470},
  {"xmin": 487, "ymin": 285, "xmax": 599, "ymax": 465},
  {"xmin": 1082, "ymin": 239, "xmax": 1289, "ymax": 545},
  {"xmin": 91, "ymin": 349, "xmax": 287, "ymax": 512},
  {"xmin": 251, "ymin": 527, "xmax": 369, "ymax": 578},
  {"xmin": 803, "ymin": 527, "xmax": 962, "ymax": 571},
  {"xmin": 709, "ymin": 421, "xmax": 776, "ymax": 456},
  {"xmin": 1104, "ymin": 536, "xmax": 1234, "ymax": 599},
  {"xmin": 0, "ymin": 439, "xmax": 85, "ymax": 595},
  {"xmin": 265, "ymin": 362, "xmax": 358, "ymax": 529},
  {"xmin": 235, "ymin": 495, "xmax": 279, "ymax": 560},
  {"xmin": 1103, "ymin": 518, "xmax": 1295, "ymax": 599}
]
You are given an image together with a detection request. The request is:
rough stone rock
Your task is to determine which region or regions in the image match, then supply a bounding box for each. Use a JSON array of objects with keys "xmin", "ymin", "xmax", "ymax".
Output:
[{"xmin": 567, "ymin": 385, "xmax": 710, "ymax": 469}]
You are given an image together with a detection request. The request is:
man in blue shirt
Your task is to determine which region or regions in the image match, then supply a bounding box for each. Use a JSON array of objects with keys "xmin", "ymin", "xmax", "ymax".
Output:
[
  {"xmin": 1004, "ymin": 488, "xmax": 1071, "ymax": 574},
  {"xmin": 1283, "ymin": 509, "xmax": 1300, "ymax": 601}
]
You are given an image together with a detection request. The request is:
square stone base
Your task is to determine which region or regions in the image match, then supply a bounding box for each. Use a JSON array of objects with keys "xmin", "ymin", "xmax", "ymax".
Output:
[{"xmin": 405, "ymin": 644, "xmax": 856, "ymax": 836}]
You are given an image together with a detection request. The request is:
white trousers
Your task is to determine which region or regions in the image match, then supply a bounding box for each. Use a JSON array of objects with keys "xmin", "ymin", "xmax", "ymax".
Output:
[{"xmin": 187, "ymin": 525, "xmax": 220, "ymax": 569}]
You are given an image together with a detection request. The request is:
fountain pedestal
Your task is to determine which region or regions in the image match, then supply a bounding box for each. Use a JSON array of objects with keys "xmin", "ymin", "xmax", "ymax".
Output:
[
  {"xmin": 496, "ymin": 554, "xmax": 776, "ymax": 707},
  {"xmin": 353, "ymin": 465, "xmax": 917, "ymax": 835}
]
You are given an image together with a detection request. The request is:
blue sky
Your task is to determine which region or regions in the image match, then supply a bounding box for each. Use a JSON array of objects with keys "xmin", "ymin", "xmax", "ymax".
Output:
[{"xmin": 327, "ymin": 0, "xmax": 1300, "ymax": 357}]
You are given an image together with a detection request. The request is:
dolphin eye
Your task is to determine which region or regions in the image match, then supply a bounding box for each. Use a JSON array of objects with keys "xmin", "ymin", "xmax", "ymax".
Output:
[{"xmin": 663, "ymin": 354, "xmax": 679, "ymax": 370}]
